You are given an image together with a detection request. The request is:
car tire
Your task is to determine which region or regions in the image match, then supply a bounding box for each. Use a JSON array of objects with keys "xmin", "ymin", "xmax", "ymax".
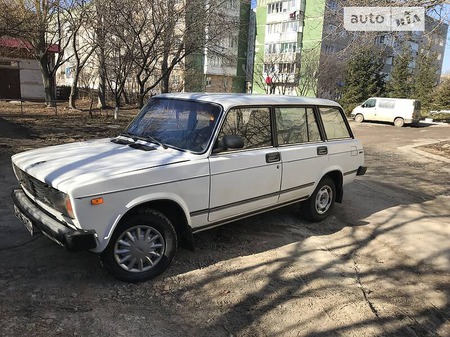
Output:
[
  {"xmin": 394, "ymin": 117, "xmax": 404, "ymax": 127},
  {"xmin": 100, "ymin": 210, "xmax": 177, "ymax": 283},
  {"xmin": 354, "ymin": 114, "xmax": 364, "ymax": 123},
  {"xmin": 301, "ymin": 177, "xmax": 336, "ymax": 222}
]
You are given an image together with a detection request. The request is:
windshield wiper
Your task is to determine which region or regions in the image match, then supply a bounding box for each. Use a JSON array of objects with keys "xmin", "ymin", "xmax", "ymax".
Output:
[
  {"xmin": 144, "ymin": 135, "xmax": 168, "ymax": 149},
  {"xmin": 117, "ymin": 132, "xmax": 167, "ymax": 150},
  {"xmin": 128, "ymin": 143, "xmax": 157, "ymax": 151}
]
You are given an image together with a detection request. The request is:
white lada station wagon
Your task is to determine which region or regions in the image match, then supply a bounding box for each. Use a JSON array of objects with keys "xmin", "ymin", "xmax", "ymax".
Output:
[{"xmin": 12, "ymin": 93, "xmax": 366, "ymax": 282}]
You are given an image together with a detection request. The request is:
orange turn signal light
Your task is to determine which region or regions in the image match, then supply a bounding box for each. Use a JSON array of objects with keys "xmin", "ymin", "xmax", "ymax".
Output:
[{"xmin": 91, "ymin": 197, "xmax": 104, "ymax": 205}]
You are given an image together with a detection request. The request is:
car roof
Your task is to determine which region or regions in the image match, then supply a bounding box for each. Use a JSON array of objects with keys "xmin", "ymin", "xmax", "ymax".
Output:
[{"xmin": 155, "ymin": 93, "xmax": 341, "ymax": 111}]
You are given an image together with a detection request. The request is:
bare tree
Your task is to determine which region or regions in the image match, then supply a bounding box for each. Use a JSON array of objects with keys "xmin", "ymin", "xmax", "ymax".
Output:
[
  {"xmin": 66, "ymin": 1, "xmax": 97, "ymax": 109},
  {"xmin": 0, "ymin": 0, "xmax": 77, "ymax": 107}
]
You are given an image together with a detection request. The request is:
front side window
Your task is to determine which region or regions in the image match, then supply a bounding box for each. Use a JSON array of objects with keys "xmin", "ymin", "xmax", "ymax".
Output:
[
  {"xmin": 276, "ymin": 107, "xmax": 322, "ymax": 145},
  {"xmin": 125, "ymin": 98, "xmax": 221, "ymax": 153},
  {"xmin": 219, "ymin": 107, "xmax": 272, "ymax": 150},
  {"xmin": 363, "ymin": 99, "xmax": 376, "ymax": 108},
  {"xmin": 319, "ymin": 107, "xmax": 352, "ymax": 140}
]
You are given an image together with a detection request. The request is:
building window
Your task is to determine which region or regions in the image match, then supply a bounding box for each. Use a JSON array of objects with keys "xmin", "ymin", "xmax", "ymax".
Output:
[
  {"xmin": 375, "ymin": 35, "xmax": 386, "ymax": 45},
  {"xmin": 280, "ymin": 21, "xmax": 298, "ymax": 32},
  {"xmin": 280, "ymin": 42, "xmax": 296, "ymax": 53},
  {"xmin": 264, "ymin": 63, "xmax": 275, "ymax": 73},
  {"xmin": 210, "ymin": 56, "xmax": 221, "ymax": 66},
  {"xmin": 268, "ymin": 2, "xmax": 283, "ymax": 14},
  {"xmin": 278, "ymin": 62, "xmax": 295, "ymax": 74},
  {"xmin": 206, "ymin": 77, "xmax": 212, "ymax": 87},
  {"xmin": 324, "ymin": 45, "xmax": 335, "ymax": 54},
  {"xmin": 265, "ymin": 43, "xmax": 280, "ymax": 54}
]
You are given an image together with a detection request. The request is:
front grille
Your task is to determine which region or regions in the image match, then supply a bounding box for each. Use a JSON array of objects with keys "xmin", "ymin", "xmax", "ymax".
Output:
[{"xmin": 15, "ymin": 166, "xmax": 51, "ymax": 204}]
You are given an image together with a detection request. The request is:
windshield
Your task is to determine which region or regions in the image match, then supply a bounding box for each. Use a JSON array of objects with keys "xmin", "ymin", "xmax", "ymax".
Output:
[{"xmin": 124, "ymin": 98, "xmax": 222, "ymax": 153}]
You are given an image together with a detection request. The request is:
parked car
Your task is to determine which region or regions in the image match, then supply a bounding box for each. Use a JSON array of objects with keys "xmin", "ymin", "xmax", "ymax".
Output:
[
  {"xmin": 11, "ymin": 93, "xmax": 366, "ymax": 282},
  {"xmin": 351, "ymin": 97, "xmax": 421, "ymax": 127}
]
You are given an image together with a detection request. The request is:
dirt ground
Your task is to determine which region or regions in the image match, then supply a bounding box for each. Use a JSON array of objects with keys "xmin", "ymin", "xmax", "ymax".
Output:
[{"xmin": 0, "ymin": 102, "xmax": 449, "ymax": 337}]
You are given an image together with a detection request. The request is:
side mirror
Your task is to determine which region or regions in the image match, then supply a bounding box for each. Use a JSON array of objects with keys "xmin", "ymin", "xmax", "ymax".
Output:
[{"xmin": 214, "ymin": 135, "xmax": 244, "ymax": 152}]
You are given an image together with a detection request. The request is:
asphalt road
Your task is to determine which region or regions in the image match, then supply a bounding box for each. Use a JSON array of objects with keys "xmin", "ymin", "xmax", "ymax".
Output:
[{"xmin": 0, "ymin": 119, "xmax": 449, "ymax": 337}]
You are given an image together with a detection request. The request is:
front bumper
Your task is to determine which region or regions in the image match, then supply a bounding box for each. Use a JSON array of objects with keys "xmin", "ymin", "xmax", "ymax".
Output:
[{"xmin": 12, "ymin": 188, "xmax": 97, "ymax": 252}]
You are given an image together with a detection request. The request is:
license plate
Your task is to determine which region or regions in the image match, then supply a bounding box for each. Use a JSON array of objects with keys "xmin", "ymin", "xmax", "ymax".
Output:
[{"xmin": 14, "ymin": 205, "xmax": 34, "ymax": 236}]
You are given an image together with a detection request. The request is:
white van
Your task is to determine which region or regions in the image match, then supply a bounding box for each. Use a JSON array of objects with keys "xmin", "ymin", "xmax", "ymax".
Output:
[{"xmin": 351, "ymin": 97, "xmax": 421, "ymax": 127}]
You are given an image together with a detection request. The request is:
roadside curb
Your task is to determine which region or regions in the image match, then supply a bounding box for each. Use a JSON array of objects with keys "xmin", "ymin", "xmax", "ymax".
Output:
[{"xmin": 399, "ymin": 141, "xmax": 450, "ymax": 164}]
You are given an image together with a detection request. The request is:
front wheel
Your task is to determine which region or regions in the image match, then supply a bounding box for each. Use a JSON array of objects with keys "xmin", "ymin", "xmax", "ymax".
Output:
[
  {"xmin": 100, "ymin": 210, "xmax": 177, "ymax": 283},
  {"xmin": 301, "ymin": 177, "xmax": 336, "ymax": 222},
  {"xmin": 354, "ymin": 114, "xmax": 364, "ymax": 123}
]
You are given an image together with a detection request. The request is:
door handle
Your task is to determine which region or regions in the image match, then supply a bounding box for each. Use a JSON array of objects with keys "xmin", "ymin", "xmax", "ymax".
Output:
[
  {"xmin": 266, "ymin": 152, "xmax": 280, "ymax": 163},
  {"xmin": 317, "ymin": 146, "xmax": 328, "ymax": 155}
]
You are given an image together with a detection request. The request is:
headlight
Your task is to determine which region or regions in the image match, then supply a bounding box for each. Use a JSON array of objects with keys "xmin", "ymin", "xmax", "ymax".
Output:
[
  {"xmin": 47, "ymin": 189, "xmax": 75, "ymax": 219},
  {"xmin": 14, "ymin": 166, "xmax": 75, "ymax": 218}
]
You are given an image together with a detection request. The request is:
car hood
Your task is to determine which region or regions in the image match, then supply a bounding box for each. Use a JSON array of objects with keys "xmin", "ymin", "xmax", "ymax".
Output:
[{"xmin": 12, "ymin": 138, "xmax": 192, "ymax": 193}]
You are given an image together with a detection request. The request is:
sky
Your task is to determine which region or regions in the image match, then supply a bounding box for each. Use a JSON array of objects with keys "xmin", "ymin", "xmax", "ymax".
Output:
[
  {"xmin": 437, "ymin": 3, "xmax": 450, "ymax": 74},
  {"xmin": 443, "ymin": 28, "xmax": 450, "ymax": 74}
]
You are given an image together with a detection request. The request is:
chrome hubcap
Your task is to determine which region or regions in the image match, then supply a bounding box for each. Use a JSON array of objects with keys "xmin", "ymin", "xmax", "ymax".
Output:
[
  {"xmin": 315, "ymin": 185, "xmax": 333, "ymax": 214},
  {"xmin": 114, "ymin": 225, "xmax": 165, "ymax": 273}
]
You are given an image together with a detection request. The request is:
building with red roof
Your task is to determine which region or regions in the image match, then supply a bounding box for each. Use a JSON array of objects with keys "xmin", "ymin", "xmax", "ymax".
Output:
[{"xmin": 0, "ymin": 37, "xmax": 59, "ymax": 100}]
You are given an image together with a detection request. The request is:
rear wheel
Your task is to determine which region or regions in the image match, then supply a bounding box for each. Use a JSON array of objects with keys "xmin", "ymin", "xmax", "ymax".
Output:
[
  {"xmin": 301, "ymin": 177, "xmax": 336, "ymax": 222},
  {"xmin": 100, "ymin": 210, "xmax": 177, "ymax": 282},
  {"xmin": 354, "ymin": 114, "xmax": 364, "ymax": 123},
  {"xmin": 394, "ymin": 117, "xmax": 404, "ymax": 127}
]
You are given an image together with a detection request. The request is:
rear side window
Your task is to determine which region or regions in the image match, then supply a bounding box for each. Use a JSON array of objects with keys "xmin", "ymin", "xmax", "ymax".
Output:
[
  {"xmin": 378, "ymin": 99, "xmax": 395, "ymax": 109},
  {"xmin": 319, "ymin": 107, "xmax": 352, "ymax": 140},
  {"xmin": 275, "ymin": 107, "xmax": 322, "ymax": 145},
  {"xmin": 219, "ymin": 107, "xmax": 272, "ymax": 150}
]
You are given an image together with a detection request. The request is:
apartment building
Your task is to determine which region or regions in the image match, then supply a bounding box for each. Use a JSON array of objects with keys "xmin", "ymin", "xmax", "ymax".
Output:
[
  {"xmin": 253, "ymin": 0, "xmax": 448, "ymax": 98},
  {"xmin": 253, "ymin": 0, "xmax": 327, "ymax": 95},
  {"xmin": 184, "ymin": 0, "xmax": 250, "ymax": 93}
]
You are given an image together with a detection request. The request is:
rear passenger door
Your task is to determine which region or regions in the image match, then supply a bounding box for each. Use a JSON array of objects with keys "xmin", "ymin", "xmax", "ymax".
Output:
[
  {"xmin": 275, "ymin": 106, "xmax": 329, "ymax": 203},
  {"xmin": 208, "ymin": 107, "xmax": 282, "ymax": 222}
]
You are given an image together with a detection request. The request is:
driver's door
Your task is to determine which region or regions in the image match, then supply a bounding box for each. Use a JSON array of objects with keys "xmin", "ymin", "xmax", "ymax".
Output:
[{"xmin": 362, "ymin": 98, "xmax": 377, "ymax": 120}]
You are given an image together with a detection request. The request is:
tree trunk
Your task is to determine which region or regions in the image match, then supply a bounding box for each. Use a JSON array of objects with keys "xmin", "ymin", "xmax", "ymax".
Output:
[
  {"xmin": 122, "ymin": 90, "xmax": 130, "ymax": 105},
  {"xmin": 114, "ymin": 94, "xmax": 120, "ymax": 119},
  {"xmin": 160, "ymin": 54, "xmax": 169, "ymax": 93},
  {"xmin": 97, "ymin": 45, "xmax": 107, "ymax": 109},
  {"xmin": 137, "ymin": 78, "xmax": 146, "ymax": 109},
  {"xmin": 68, "ymin": 68, "xmax": 80, "ymax": 109},
  {"xmin": 138, "ymin": 89, "xmax": 145, "ymax": 109},
  {"xmin": 162, "ymin": 74, "xmax": 170, "ymax": 93},
  {"xmin": 39, "ymin": 56, "xmax": 56, "ymax": 107}
]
